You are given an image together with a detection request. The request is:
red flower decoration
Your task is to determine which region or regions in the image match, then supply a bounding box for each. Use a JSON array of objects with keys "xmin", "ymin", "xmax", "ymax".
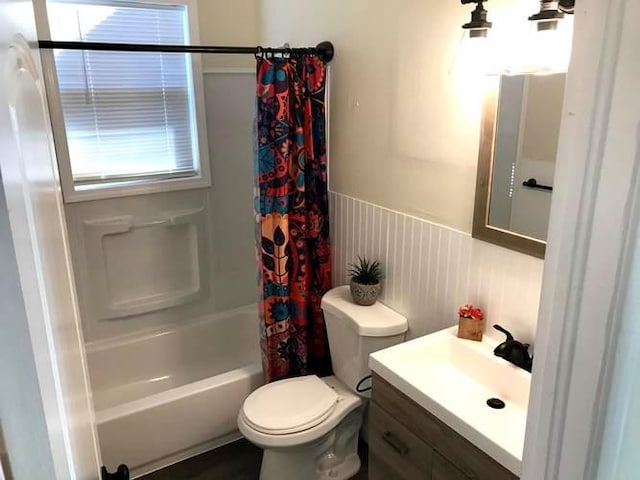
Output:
[{"xmin": 458, "ymin": 304, "xmax": 484, "ymax": 321}]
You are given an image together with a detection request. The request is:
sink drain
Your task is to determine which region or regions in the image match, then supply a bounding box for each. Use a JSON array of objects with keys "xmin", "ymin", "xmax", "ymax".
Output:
[{"xmin": 487, "ymin": 398, "xmax": 506, "ymax": 409}]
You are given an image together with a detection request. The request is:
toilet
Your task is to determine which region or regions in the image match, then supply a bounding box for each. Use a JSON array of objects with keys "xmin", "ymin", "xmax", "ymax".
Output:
[{"xmin": 238, "ymin": 286, "xmax": 408, "ymax": 480}]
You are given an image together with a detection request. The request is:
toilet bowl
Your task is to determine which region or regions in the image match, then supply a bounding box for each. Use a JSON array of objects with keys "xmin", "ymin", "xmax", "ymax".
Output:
[
  {"xmin": 238, "ymin": 376, "xmax": 363, "ymax": 480},
  {"xmin": 238, "ymin": 286, "xmax": 408, "ymax": 480}
]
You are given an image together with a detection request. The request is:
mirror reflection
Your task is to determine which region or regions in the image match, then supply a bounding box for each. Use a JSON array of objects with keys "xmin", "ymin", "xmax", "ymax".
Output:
[{"xmin": 488, "ymin": 73, "xmax": 565, "ymax": 242}]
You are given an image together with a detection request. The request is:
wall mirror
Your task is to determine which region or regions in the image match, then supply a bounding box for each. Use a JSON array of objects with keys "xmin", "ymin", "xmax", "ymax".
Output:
[{"xmin": 473, "ymin": 73, "xmax": 566, "ymax": 258}]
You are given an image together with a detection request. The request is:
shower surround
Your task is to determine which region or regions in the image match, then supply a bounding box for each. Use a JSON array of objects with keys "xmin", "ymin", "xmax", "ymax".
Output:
[{"xmin": 61, "ymin": 71, "xmax": 261, "ymax": 476}]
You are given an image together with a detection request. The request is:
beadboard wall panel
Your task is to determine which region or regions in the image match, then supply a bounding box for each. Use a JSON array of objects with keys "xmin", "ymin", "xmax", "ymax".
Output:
[{"xmin": 329, "ymin": 192, "xmax": 544, "ymax": 345}]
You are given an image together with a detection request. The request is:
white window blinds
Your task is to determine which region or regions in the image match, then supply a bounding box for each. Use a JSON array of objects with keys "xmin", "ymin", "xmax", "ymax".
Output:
[{"xmin": 48, "ymin": 0, "xmax": 200, "ymax": 186}]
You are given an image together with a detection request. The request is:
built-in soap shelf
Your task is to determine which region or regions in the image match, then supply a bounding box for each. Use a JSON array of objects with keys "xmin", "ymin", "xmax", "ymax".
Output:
[{"xmin": 83, "ymin": 207, "xmax": 206, "ymax": 321}]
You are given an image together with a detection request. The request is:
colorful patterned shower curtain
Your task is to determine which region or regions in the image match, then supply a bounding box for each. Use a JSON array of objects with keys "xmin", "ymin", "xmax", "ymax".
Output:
[{"xmin": 255, "ymin": 54, "xmax": 332, "ymax": 383}]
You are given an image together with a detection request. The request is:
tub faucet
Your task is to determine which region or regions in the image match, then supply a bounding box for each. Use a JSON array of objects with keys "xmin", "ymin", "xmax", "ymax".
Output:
[{"xmin": 492, "ymin": 325, "xmax": 533, "ymax": 373}]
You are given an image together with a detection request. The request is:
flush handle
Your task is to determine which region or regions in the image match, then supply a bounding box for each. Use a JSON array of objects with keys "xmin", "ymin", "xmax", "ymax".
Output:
[{"xmin": 382, "ymin": 431, "xmax": 409, "ymax": 456}]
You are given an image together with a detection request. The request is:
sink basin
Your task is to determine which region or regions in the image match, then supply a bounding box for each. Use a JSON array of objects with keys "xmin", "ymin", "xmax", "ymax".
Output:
[{"xmin": 369, "ymin": 326, "xmax": 531, "ymax": 476}]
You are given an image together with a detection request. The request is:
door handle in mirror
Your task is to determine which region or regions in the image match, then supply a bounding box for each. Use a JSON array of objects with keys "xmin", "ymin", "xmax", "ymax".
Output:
[{"xmin": 522, "ymin": 178, "xmax": 553, "ymax": 192}]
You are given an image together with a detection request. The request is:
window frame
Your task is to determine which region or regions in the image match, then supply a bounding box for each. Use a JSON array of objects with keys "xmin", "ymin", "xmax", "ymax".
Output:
[{"xmin": 39, "ymin": 0, "xmax": 211, "ymax": 203}]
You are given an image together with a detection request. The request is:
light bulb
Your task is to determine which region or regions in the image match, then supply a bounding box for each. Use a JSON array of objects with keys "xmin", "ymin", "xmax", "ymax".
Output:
[
  {"xmin": 451, "ymin": 30, "xmax": 495, "ymax": 121},
  {"xmin": 505, "ymin": 13, "xmax": 573, "ymax": 74},
  {"xmin": 452, "ymin": 30, "xmax": 497, "ymax": 78}
]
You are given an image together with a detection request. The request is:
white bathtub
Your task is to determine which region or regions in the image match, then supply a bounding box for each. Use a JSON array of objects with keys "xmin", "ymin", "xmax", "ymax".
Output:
[{"xmin": 85, "ymin": 305, "xmax": 263, "ymax": 478}]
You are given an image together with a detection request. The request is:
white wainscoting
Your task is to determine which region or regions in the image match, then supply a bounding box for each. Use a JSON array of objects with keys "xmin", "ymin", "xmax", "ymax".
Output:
[{"xmin": 329, "ymin": 191, "xmax": 544, "ymax": 345}]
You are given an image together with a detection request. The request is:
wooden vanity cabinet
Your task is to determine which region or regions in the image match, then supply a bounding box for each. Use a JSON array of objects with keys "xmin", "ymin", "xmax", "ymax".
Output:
[{"xmin": 368, "ymin": 374, "xmax": 519, "ymax": 480}]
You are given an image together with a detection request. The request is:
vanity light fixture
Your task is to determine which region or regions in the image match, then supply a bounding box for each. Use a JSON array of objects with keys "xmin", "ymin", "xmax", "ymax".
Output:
[
  {"xmin": 455, "ymin": 0, "xmax": 495, "ymax": 76},
  {"xmin": 528, "ymin": 0, "xmax": 565, "ymax": 32},
  {"xmin": 558, "ymin": 0, "xmax": 576, "ymax": 14},
  {"xmin": 514, "ymin": 0, "xmax": 575, "ymax": 74},
  {"xmin": 461, "ymin": 0, "xmax": 493, "ymax": 38}
]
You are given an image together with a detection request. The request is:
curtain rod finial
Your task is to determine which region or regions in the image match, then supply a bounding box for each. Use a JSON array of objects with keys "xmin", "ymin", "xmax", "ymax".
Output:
[{"xmin": 316, "ymin": 41, "xmax": 334, "ymax": 63}]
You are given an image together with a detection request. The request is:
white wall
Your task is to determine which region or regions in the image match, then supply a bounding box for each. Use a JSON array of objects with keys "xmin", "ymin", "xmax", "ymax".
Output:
[
  {"xmin": 260, "ymin": 0, "xmax": 535, "ymax": 233},
  {"xmin": 197, "ymin": 0, "xmax": 260, "ymax": 69},
  {"xmin": 596, "ymin": 225, "xmax": 640, "ymax": 479},
  {"xmin": 331, "ymin": 192, "xmax": 543, "ymax": 345}
]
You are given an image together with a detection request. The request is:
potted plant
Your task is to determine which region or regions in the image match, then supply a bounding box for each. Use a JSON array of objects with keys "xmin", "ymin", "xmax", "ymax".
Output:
[
  {"xmin": 457, "ymin": 304, "xmax": 485, "ymax": 341},
  {"xmin": 348, "ymin": 256, "xmax": 383, "ymax": 306}
]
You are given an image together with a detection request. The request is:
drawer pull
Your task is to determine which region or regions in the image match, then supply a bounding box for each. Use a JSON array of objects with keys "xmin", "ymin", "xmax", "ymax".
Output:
[{"xmin": 382, "ymin": 431, "xmax": 409, "ymax": 456}]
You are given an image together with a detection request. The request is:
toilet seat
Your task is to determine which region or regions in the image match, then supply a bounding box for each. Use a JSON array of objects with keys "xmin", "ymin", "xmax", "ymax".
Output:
[
  {"xmin": 241, "ymin": 376, "xmax": 340, "ymax": 435},
  {"xmin": 238, "ymin": 375, "xmax": 363, "ymax": 449}
]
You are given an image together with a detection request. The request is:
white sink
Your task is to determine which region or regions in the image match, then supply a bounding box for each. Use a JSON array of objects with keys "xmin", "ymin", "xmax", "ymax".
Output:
[{"xmin": 369, "ymin": 326, "xmax": 531, "ymax": 476}]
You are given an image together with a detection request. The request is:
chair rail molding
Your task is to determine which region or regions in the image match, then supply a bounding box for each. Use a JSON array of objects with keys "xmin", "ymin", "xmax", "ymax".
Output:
[{"xmin": 522, "ymin": 0, "xmax": 640, "ymax": 478}]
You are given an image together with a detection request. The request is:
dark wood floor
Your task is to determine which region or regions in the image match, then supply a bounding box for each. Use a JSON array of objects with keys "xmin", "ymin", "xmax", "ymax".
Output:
[{"xmin": 140, "ymin": 438, "xmax": 368, "ymax": 480}]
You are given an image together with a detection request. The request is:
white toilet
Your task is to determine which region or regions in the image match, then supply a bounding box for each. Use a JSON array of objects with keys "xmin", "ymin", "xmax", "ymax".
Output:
[{"xmin": 238, "ymin": 286, "xmax": 408, "ymax": 480}]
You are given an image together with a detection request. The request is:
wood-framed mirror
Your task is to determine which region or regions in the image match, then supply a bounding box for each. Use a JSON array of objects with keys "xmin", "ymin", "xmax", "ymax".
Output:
[{"xmin": 473, "ymin": 73, "xmax": 566, "ymax": 259}]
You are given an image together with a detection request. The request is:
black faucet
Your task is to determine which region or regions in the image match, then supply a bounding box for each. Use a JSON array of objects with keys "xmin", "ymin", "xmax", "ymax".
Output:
[{"xmin": 492, "ymin": 325, "xmax": 533, "ymax": 373}]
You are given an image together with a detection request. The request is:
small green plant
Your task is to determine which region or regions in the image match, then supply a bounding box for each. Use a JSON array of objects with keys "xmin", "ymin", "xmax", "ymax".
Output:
[{"xmin": 348, "ymin": 256, "xmax": 384, "ymax": 285}]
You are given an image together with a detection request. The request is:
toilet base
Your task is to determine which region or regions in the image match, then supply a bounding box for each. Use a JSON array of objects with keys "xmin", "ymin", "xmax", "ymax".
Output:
[
  {"xmin": 260, "ymin": 450, "xmax": 360, "ymax": 480},
  {"xmin": 258, "ymin": 407, "xmax": 363, "ymax": 480}
]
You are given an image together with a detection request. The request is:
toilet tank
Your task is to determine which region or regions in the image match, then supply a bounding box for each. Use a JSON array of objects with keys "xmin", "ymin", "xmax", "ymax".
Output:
[{"xmin": 321, "ymin": 286, "xmax": 408, "ymax": 395}]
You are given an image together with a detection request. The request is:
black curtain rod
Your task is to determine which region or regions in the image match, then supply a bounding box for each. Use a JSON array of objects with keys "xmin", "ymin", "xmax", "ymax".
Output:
[{"xmin": 38, "ymin": 40, "xmax": 335, "ymax": 63}]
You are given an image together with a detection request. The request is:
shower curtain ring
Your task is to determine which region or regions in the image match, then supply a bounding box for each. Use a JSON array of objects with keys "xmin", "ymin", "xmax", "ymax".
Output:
[{"xmin": 255, "ymin": 46, "xmax": 264, "ymax": 60}]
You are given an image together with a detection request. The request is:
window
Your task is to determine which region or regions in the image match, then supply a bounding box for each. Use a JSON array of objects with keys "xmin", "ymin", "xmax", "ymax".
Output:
[{"xmin": 46, "ymin": 0, "xmax": 209, "ymax": 200}]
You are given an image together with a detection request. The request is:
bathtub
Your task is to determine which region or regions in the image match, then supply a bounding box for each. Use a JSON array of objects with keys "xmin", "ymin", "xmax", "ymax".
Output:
[{"xmin": 85, "ymin": 304, "xmax": 263, "ymax": 478}]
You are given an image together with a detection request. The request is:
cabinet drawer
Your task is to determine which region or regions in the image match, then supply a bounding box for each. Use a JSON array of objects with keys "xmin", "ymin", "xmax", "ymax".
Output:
[
  {"xmin": 432, "ymin": 452, "xmax": 469, "ymax": 480},
  {"xmin": 369, "ymin": 401, "xmax": 433, "ymax": 480},
  {"xmin": 372, "ymin": 374, "xmax": 518, "ymax": 480}
]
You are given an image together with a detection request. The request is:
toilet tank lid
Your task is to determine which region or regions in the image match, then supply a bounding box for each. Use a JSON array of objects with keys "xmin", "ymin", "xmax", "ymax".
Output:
[{"xmin": 321, "ymin": 286, "xmax": 408, "ymax": 337}]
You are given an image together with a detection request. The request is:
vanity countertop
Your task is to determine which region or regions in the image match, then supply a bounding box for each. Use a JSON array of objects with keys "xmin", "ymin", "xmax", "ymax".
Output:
[{"xmin": 369, "ymin": 327, "xmax": 531, "ymax": 476}]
